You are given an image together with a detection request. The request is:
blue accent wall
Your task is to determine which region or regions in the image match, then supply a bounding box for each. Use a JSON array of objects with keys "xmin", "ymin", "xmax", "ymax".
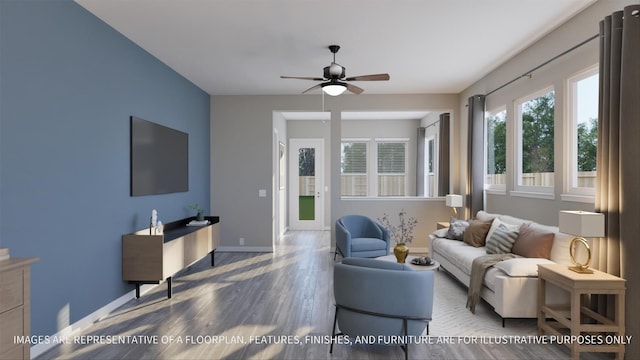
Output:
[{"xmin": 0, "ymin": 1, "xmax": 210, "ymax": 336}]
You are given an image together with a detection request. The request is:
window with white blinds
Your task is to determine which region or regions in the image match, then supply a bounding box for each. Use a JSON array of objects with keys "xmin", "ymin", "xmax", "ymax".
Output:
[
  {"xmin": 341, "ymin": 139, "xmax": 407, "ymax": 197},
  {"xmin": 341, "ymin": 141, "xmax": 368, "ymax": 196},
  {"xmin": 377, "ymin": 141, "xmax": 407, "ymax": 196}
]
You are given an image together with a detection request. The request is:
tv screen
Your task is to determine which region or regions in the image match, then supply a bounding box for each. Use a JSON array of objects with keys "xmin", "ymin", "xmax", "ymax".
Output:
[{"xmin": 130, "ymin": 116, "xmax": 189, "ymax": 196}]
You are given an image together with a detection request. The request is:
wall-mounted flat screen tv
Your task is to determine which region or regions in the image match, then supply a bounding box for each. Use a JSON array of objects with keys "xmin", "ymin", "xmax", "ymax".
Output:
[{"xmin": 130, "ymin": 116, "xmax": 188, "ymax": 196}]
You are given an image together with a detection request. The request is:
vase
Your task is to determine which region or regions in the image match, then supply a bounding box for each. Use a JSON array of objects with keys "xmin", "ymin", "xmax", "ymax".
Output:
[
  {"xmin": 197, "ymin": 212, "xmax": 205, "ymax": 221},
  {"xmin": 393, "ymin": 243, "xmax": 409, "ymax": 263}
]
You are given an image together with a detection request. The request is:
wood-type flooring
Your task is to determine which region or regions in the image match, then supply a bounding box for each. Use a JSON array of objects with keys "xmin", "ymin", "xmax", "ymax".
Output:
[{"xmin": 37, "ymin": 231, "xmax": 612, "ymax": 359}]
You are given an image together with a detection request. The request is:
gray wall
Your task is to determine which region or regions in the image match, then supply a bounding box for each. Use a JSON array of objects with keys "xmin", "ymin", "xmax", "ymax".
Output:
[
  {"xmin": 210, "ymin": 94, "xmax": 458, "ymax": 252},
  {"xmin": 458, "ymin": 0, "xmax": 637, "ymax": 225},
  {"xmin": 0, "ymin": 1, "xmax": 210, "ymax": 336}
]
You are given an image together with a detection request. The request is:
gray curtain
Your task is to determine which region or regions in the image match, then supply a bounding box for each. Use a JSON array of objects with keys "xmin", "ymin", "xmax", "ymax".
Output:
[
  {"xmin": 467, "ymin": 95, "xmax": 485, "ymax": 218},
  {"xmin": 595, "ymin": 6, "xmax": 640, "ymax": 358},
  {"xmin": 438, "ymin": 113, "xmax": 450, "ymax": 197},
  {"xmin": 416, "ymin": 127, "xmax": 426, "ymax": 197}
]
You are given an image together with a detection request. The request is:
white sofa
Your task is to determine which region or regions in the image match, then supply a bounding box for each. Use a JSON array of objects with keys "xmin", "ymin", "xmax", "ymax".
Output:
[{"xmin": 429, "ymin": 211, "xmax": 576, "ymax": 321}]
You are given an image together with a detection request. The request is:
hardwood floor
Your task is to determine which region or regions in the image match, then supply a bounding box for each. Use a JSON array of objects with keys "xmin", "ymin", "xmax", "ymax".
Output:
[{"xmin": 37, "ymin": 231, "xmax": 611, "ymax": 359}]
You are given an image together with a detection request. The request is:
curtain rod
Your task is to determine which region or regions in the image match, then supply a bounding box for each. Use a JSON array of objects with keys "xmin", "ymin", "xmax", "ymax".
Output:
[{"xmin": 485, "ymin": 33, "xmax": 599, "ymax": 97}]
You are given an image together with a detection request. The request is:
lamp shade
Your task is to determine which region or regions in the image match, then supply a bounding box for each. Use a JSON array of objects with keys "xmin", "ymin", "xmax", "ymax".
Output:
[
  {"xmin": 559, "ymin": 210, "xmax": 604, "ymax": 237},
  {"xmin": 322, "ymin": 82, "xmax": 347, "ymax": 96},
  {"xmin": 445, "ymin": 194, "xmax": 463, "ymax": 208}
]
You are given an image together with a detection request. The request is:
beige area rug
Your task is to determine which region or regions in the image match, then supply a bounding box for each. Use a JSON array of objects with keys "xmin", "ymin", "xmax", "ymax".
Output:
[{"xmin": 430, "ymin": 269, "xmax": 537, "ymax": 337}]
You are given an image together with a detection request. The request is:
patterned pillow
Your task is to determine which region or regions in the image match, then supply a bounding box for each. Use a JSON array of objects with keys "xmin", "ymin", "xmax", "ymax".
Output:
[
  {"xmin": 486, "ymin": 224, "xmax": 519, "ymax": 254},
  {"xmin": 447, "ymin": 218, "xmax": 469, "ymax": 241}
]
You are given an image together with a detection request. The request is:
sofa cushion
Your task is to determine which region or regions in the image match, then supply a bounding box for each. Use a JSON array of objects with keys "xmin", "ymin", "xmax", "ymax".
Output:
[
  {"xmin": 485, "ymin": 217, "xmax": 521, "ymax": 244},
  {"xmin": 494, "ymin": 258, "xmax": 555, "ymax": 277},
  {"xmin": 463, "ymin": 219, "xmax": 492, "ymax": 247},
  {"xmin": 486, "ymin": 224, "xmax": 519, "ymax": 254},
  {"xmin": 447, "ymin": 218, "xmax": 470, "ymax": 240},
  {"xmin": 476, "ymin": 210, "xmax": 531, "ymax": 228},
  {"xmin": 351, "ymin": 237, "xmax": 388, "ymax": 252},
  {"xmin": 431, "ymin": 237, "xmax": 487, "ymax": 277},
  {"xmin": 511, "ymin": 224, "xmax": 554, "ymax": 259}
]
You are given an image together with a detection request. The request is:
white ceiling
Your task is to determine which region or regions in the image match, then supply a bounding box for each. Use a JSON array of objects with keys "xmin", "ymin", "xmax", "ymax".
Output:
[{"xmin": 75, "ymin": 0, "xmax": 596, "ymax": 96}]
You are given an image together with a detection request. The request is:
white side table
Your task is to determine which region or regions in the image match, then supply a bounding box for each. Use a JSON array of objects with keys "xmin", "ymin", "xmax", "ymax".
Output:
[{"xmin": 376, "ymin": 254, "xmax": 440, "ymax": 271}]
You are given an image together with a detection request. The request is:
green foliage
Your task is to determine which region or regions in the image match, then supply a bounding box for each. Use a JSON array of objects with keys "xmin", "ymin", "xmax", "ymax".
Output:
[
  {"xmin": 341, "ymin": 142, "xmax": 366, "ymax": 173},
  {"xmin": 487, "ymin": 92, "xmax": 597, "ymax": 178},
  {"xmin": 188, "ymin": 203, "xmax": 205, "ymax": 214},
  {"xmin": 487, "ymin": 113, "xmax": 506, "ymax": 175},
  {"xmin": 522, "ymin": 92, "xmax": 555, "ymax": 173},
  {"xmin": 298, "ymin": 148, "xmax": 315, "ymax": 176},
  {"xmin": 577, "ymin": 118, "xmax": 598, "ymax": 172}
]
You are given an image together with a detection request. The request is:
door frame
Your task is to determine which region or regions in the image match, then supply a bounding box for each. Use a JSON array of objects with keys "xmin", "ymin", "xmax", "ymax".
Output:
[{"xmin": 289, "ymin": 138, "xmax": 324, "ymax": 230}]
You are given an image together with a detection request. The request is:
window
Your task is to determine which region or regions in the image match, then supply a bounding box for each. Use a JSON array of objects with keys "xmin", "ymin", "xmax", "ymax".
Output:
[
  {"xmin": 341, "ymin": 141, "xmax": 368, "ymax": 196},
  {"xmin": 377, "ymin": 141, "xmax": 407, "ymax": 196},
  {"xmin": 340, "ymin": 138, "xmax": 407, "ymax": 197},
  {"xmin": 565, "ymin": 66, "xmax": 598, "ymax": 199},
  {"xmin": 515, "ymin": 87, "xmax": 555, "ymax": 195},
  {"xmin": 485, "ymin": 107, "xmax": 507, "ymax": 190}
]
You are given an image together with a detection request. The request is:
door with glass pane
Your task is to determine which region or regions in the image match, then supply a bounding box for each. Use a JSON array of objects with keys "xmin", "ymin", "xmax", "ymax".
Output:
[{"xmin": 289, "ymin": 138, "xmax": 324, "ymax": 230}]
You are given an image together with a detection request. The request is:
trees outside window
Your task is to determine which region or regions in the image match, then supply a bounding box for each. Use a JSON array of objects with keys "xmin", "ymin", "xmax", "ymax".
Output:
[
  {"xmin": 566, "ymin": 67, "xmax": 598, "ymax": 197},
  {"xmin": 486, "ymin": 108, "xmax": 506, "ymax": 188},
  {"xmin": 516, "ymin": 88, "xmax": 555, "ymax": 191}
]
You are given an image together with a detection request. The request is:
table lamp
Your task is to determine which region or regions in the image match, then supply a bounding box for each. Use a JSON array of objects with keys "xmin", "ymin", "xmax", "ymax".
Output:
[
  {"xmin": 445, "ymin": 194, "xmax": 463, "ymax": 219},
  {"xmin": 559, "ymin": 210, "xmax": 604, "ymax": 274}
]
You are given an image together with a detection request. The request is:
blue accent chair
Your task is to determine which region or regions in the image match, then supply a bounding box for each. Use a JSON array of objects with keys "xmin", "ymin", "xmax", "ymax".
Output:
[
  {"xmin": 331, "ymin": 258, "xmax": 435, "ymax": 360},
  {"xmin": 334, "ymin": 215, "xmax": 390, "ymax": 259}
]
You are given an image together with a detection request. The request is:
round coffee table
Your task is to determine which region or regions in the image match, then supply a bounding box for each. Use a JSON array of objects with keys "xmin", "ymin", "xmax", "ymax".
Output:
[{"xmin": 376, "ymin": 254, "xmax": 440, "ymax": 271}]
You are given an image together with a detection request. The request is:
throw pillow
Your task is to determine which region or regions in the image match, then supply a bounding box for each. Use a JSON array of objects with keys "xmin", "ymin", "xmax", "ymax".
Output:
[
  {"xmin": 463, "ymin": 219, "xmax": 492, "ymax": 247},
  {"xmin": 485, "ymin": 224, "xmax": 519, "ymax": 254},
  {"xmin": 494, "ymin": 258, "xmax": 554, "ymax": 277},
  {"xmin": 485, "ymin": 217, "xmax": 521, "ymax": 243},
  {"xmin": 447, "ymin": 218, "xmax": 469, "ymax": 241},
  {"xmin": 511, "ymin": 223, "xmax": 554, "ymax": 259}
]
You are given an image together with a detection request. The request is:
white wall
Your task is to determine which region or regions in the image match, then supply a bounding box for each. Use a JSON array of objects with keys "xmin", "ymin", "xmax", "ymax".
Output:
[
  {"xmin": 458, "ymin": 0, "xmax": 637, "ymax": 226},
  {"xmin": 211, "ymin": 94, "xmax": 458, "ymax": 252}
]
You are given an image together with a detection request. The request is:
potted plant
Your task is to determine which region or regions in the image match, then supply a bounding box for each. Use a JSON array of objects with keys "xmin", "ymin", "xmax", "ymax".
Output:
[
  {"xmin": 188, "ymin": 203, "xmax": 206, "ymax": 221},
  {"xmin": 378, "ymin": 209, "xmax": 418, "ymax": 263}
]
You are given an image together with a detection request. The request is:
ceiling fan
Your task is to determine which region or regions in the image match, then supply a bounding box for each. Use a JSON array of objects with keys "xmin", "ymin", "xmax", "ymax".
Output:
[{"xmin": 281, "ymin": 45, "xmax": 390, "ymax": 96}]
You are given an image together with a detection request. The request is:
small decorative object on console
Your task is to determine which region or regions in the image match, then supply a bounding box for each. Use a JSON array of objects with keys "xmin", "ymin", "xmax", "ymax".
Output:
[
  {"xmin": 189, "ymin": 203, "xmax": 206, "ymax": 221},
  {"xmin": 411, "ymin": 256, "xmax": 434, "ymax": 266}
]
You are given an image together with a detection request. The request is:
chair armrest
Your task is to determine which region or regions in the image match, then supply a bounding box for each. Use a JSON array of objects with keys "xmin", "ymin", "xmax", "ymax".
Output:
[
  {"xmin": 335, "ymin": 220, "xmax": 351, "ymax": 257},
  {"xmin": 375, "ymin": 222, "xmax": 391, "ymax": 246}
]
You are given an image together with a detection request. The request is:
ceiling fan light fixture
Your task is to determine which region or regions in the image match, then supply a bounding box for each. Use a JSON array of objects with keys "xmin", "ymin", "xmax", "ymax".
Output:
[{"xmin": 322, "ymin": 82, "xmax": 347, "ymax": 96}]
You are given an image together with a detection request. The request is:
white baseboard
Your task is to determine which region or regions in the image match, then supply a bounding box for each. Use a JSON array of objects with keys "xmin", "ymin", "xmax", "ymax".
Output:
[
  {"xmin": 30, "ymin": 287, "xmax": 146, "ymax": 359},
  {"xmin": 216, "ymin": 246, "xmax": 273, "ymax": 253}
]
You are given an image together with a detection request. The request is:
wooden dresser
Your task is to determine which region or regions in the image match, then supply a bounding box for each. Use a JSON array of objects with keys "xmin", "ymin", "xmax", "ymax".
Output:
[{"xmin": 0, "ymin": 257, "xmax": 38, "ymax": 360}]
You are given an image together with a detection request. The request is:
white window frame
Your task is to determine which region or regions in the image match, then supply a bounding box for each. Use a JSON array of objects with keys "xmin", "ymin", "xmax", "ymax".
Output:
[
  {"xmin": 375, "ymin": 138, "xmax": 409, "ymax": 197},
  {"xmin": 562, "ymin": 65, "xmax": 598, "ymax": 203},
  {"xmin": 511, "ymin": 86, "xmax": 555, "ymax": 199},
  {"xmin": 484, "ymin": 106, "xmax": 507, "ymax": 193},
  {"xmin": 341, "ymin": 138, "xmax": 370, "ymax": 197}
]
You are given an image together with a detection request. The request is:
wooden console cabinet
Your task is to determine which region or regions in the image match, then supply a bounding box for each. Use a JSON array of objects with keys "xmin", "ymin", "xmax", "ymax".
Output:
[
  {"xmin": 0, "ymin": 257, "xmax": 38, "ymax": 360},
  {"xmin": 122, "ymin": 216, "xmax": 219, "ymax": 298}
]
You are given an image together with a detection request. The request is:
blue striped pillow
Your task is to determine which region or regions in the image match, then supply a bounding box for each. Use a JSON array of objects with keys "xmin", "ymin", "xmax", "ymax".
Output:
[{"xmin": 486, "ymin": 224, "xmax": 519, "ymax": 254}]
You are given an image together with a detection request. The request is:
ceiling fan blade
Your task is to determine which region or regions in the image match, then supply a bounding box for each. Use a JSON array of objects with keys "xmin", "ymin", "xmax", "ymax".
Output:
[
  {"xmin": 280, "ymin": 76, "xmax": 324, "ymax": 81},
  {"xmin": 345, "ymin": 73, "xmax": 390, "ymax": 81},
  {"xmin": 302, "ymin": 84, "xmax": 322, "ymax": 94},
  {"xmin": 345, "ymin": 83, "xmax": 364, "ymax": 94}
]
